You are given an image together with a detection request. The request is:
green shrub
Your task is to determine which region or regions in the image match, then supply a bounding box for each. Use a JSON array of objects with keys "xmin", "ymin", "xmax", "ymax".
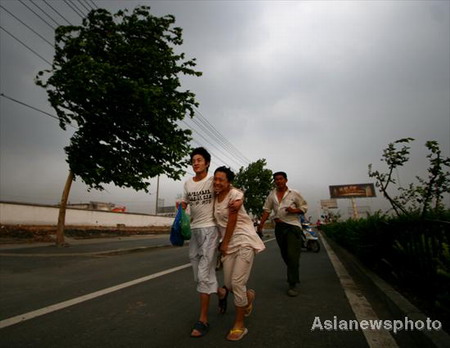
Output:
[{"xmin": 323, "ymin": 212, "xmax": 450, "ymax": 324}]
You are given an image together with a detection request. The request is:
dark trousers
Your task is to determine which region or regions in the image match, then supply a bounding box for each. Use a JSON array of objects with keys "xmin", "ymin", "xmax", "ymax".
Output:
[{"xmin": 274, "ymin": 221, "xmax": 302, "ymax": 286}]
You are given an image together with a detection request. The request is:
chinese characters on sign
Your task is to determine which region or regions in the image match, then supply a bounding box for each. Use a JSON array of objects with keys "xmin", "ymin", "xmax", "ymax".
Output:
[{"xmin": 329, "ymin": 184, "xmax": 376, "ymax": 199}]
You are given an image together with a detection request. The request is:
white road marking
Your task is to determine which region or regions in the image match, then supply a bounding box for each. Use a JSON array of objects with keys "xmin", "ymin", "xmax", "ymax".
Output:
[
  {"xmin": 0, "ymin": 237, "xmax": 277, "ymax": 328},
  {"xmin": 0, "ymin": 263, "xmax": 191, "ymax": 329},
  {"xmin": 321, "ymin": 234, "xmax": 398, "ymax": 347}
]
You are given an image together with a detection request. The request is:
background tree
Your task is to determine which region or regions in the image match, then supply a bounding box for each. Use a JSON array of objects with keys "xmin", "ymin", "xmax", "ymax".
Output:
[
  {"xmin": 415, "ymin": 141, "xmax": 450, "ymax": 217},
  {"xmin": 368, "ymin": 138, "xmax": 414, "ymax": 216},
  {"xmin": 369, "ymin": 138, "xmax": 450, "ymax": 217},
  {"xmin": 36, "ymin": 6, "xmax": 202, "ymax": 245},
  {"xmin": 234, "ymin": 159, "xmax": 273, "ymax": 217}
]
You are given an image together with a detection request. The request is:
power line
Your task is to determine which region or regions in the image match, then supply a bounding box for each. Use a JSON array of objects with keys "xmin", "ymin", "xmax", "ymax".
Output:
[
  {"xmin": 71, "ymin": 0, "xmax": 89, "ymax": 17},
  {"xmin": 42, "ymin": 0, "xmax": 72, "ymax": 25},
  {"xmin": 29, "ymin": 0, "xmax": 61, "ymax": 27},
  {"xmin": 183, "ymin": 112, "xmax": 251, "ymax": 168},
  {"xmin": 70, "ymin": 0, "xmax": 89, "ymax": 16},
  {"xmin": 79, "ymin": 0, "xmax": 95, "ymax": 11},
  {"xmin": 0, "ymin": 26, "xmax": 52, "ymax": 65},
  {"xmin": 191, "ymin": 115, "xmax": 249, "ymax": 166},
  {"xmin": 1, "ymin": 93, "xmax": 56, "ymax": 122},
  {"xmin": 189, "ymin": 139, "xmax": 237, "ymax": 173},
  {"xmin": 0, "ymin": 4, "xmax": 54, "ymax": 47},
  {"xmin": 63, "ymin": 0, "xmax": 85, "ymax": 18},
  {"xmin": 86, "ymin": 0, "xmax": 99, "ymax": 10},
  {"xmin": 193, "ymin": 110, "xmax": 240, "ymax": 156},
  {"xmin": 4, "ymin": 1, "xmax": 80, "ymax": 67},
  {"xmin": 77, "ymin": 0, "xmax": 92, "ymax": 13},
  {"xmin": 185, "ymin": 117, "xmax": 245, "ymax": 168},
  {"xmin": 1, "ymin": 94, "xmax": 81, "ymax": 130},
  {"xmin": 182, "ymin": 121, "xmax": 242, "ymax": 170},
  {"xmin": 194, "ymin": 108, "xmax": 251, "ymax": 164},
  {"xmin": 18, "ymin": 0, "xmax": 56, "ymax": 30}
]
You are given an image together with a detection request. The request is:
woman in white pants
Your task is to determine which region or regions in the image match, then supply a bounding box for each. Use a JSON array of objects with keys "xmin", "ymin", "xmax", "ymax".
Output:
[{"xmin": 213, "ymin": 166, "xmax": 266, "ymax": 341}]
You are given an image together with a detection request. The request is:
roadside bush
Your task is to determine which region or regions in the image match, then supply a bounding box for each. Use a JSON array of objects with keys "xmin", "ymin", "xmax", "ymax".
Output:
[
  {"xmin": 323, "ymin": 212, "xmax": 389, "ymax": 265},
  {"xmin": 323, "ymin": 212, "xmax": 450, "ymax": 326}
]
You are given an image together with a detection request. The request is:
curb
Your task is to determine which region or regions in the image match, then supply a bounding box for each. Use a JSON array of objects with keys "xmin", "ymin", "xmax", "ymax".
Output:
[
  {"xmin": 321, "ymin": 233, "xmax": 450, "ymax": 348},
  {"xmin": 0, "ymin": 244, "xmax": 176, "ymax": 257},
  {"xmin": 93, "ymin": 244, "xmax": 174, "ymax": 256}
]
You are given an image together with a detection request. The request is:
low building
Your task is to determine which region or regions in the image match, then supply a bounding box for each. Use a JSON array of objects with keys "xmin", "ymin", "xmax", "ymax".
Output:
[{"xmin": 66, "ymin": 201, "xmax": 117, "ymax": 211}]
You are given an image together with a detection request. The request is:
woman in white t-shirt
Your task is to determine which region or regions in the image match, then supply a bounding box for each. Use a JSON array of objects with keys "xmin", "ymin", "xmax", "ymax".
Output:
[{"xmin": 213, "ymin": 166, "xmax": 265, "ymax": 341}]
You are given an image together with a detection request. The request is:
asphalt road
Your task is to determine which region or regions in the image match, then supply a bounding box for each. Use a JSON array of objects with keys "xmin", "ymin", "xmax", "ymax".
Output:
[{"xmin": 0, "ymin": 233, "xmax": 444, "ymax": 347}]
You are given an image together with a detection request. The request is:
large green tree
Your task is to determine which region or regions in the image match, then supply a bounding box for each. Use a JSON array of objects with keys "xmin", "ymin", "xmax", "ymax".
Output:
[
  {"xmin": 234, "ymin": 159, "xmax": 273, "ymax": 217},
  {"xmin": 36, "ymin": 6, "xmax": 201, "ymax": 245}
]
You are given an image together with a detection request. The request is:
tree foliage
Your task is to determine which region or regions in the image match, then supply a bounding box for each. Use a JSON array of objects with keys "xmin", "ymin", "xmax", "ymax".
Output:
[
  {"xmin": 368, "ymin": 138, "xmax": 450, "ymax": 217},
  {"xmin": 234, "ymin": 159, "xmax": 273, "ymax": 217},
  {"xmin": 417, "ymin": 141, "xmax": 450, "ymax": 216},
  {"xmin": 36, "ymin": 6, "xmax": 202, "ymax": 191},
  {"xmin": 368, "ymin": 138, "xmax": 414, "ymax": 216}
]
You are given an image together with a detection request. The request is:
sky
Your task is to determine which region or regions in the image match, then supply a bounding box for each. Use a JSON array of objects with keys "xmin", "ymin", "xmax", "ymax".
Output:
[{"xmin": 1, "ymin": 0, "xmax": 449, "ymax": 221}]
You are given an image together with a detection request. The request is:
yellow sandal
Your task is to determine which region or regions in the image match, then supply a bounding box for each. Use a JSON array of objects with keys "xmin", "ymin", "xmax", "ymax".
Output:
[{"xmin": 227, "ymin": 327, "xmax": 248, "ymax": 341}]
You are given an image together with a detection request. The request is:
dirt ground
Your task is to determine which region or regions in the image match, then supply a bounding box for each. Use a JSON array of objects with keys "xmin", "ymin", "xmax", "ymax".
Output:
[{"xmin": 0, "ymin": 224, "xmax": 170, "ymax": 244}]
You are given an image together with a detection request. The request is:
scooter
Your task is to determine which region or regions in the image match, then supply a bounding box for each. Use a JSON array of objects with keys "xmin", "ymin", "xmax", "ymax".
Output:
[{"xmin": 301, "ymin": 223, "xmax": 320, "ymax": 253}]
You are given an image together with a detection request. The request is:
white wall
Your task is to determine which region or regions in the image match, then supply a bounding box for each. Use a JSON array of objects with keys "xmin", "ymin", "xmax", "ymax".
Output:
[{"xmin": 0, "ymin": 202, "xmax": 173, "ymax": 227}]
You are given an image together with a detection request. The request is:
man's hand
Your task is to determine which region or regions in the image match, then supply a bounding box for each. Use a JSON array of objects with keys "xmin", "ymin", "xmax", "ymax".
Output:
[
  {"xmin": 228, "ymin": 199, "xmax": 242, "ymax": 213},
  {"xmin": 176, "ymin": 201, "xmax": 188, "ymax": 210},
  {"xmin": 285, "ymin": 206, "xmax": 302, "ymax": 214},
  {"xmin": 219, "ymin": 242, "xmax": 229, "ymax": 255}
]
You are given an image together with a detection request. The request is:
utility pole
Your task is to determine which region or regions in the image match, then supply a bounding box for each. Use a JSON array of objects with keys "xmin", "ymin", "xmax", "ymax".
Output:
[
  {"xmin": 155, "ymin": 175, "xmax": 160, "ymax": 215},
  {"xmin": 351, "ymin": 197, "xmax": 359, "ymax": 219}
]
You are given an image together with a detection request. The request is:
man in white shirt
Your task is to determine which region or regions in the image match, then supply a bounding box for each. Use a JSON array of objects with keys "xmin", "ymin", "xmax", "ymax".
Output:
[{"xmin": 257, "ymin": 171, "xmax": 308, "ymax": 297}]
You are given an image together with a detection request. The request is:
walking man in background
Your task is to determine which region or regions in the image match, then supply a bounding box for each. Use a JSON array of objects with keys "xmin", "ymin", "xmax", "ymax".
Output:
[{"xmin": 257, "ymin": 171, "xmax": 308, "ymax": 297}]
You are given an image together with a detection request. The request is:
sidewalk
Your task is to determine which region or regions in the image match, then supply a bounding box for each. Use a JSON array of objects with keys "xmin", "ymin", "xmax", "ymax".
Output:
[{"xmin": 0, "ymin": 234, "xmax": 173, "ymax": 256}]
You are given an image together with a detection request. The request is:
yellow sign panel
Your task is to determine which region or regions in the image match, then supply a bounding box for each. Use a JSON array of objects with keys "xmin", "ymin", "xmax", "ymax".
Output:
[{"xmin": 329, "ymin": 184, "xmax": 376, "ymax": 199}]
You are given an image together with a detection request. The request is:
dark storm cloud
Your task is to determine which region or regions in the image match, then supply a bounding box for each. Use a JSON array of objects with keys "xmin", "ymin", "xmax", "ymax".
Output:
[{"xmin": 1, "ymin": 1, "xmax": 448, "ymax": 218}]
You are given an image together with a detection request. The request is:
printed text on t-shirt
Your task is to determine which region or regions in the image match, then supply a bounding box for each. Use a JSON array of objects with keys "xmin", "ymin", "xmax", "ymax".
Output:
[{"xmin": 187, "ymin": 190, "xmax": 212, "ymax": 206}]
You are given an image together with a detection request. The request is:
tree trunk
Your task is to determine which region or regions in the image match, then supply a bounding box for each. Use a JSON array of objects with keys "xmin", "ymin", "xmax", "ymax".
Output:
[{"xmin": 56, "ymin": 170, "xmax": 74, "ymax": 246}]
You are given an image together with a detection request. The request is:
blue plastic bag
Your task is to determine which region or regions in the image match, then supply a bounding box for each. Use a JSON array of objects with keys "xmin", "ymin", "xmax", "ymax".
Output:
[
  {"xmin": 170, "ymin": 205, "xmax": 184, "ymax": 246},
  {"xmin": 180, "ymin": 208, "xmax": 191, "ymax": 240}
]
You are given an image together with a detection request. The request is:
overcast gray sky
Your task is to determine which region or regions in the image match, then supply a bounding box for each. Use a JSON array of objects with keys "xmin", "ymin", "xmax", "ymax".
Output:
[{"xmin": 1, "ymin": 0, "xmax": 449, "ymax": 220}]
